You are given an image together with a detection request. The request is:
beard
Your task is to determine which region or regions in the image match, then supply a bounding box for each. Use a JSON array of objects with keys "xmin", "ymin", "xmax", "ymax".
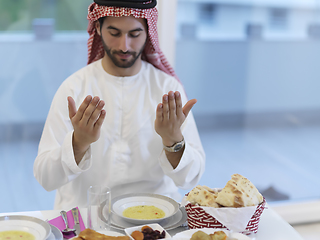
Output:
[{"xmin": 101, "ymin": 37, "xmax": 146, "ymax": 68}]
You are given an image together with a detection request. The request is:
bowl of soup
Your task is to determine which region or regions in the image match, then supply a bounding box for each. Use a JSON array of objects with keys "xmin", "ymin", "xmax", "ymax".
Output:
[
  {"xmin": 0, "ymin": 215, "xmax": 51, "ymax": 240},
  {"xmin": 111, "ymin": 193, "xmax": 180, "ymax": 224}
]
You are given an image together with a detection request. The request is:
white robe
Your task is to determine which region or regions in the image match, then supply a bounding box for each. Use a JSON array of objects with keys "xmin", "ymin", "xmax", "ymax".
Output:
[{"xmin": 33, "ymin": 59, "xmax": 205, "ymax": 210}]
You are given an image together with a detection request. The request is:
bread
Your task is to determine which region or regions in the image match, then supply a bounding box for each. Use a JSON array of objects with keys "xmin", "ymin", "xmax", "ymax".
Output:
[
  {"xmin": 187, "ymin": 174, "xmax": 263, "ymax": 208},
  {"xmin": 187, "ymin": 185, "xmax": 220, "ymax": 207},
  {"xmin": 190, "ymin": 230, "xmax": 211, "ymax": 240},
  {"xmin": 78, "ymin": 228, "xmax": 130, "ymax": 240},
  {"xmin": 190, "ymin": 230, "xmax": 227, "ymax": 240},
  {"xmin": 209, "ymin": 231, "xmax": 227, "ymax": 240},
  {"xmin": 215, "ymin": 174, "xmax": 263, "ymax": 207}
]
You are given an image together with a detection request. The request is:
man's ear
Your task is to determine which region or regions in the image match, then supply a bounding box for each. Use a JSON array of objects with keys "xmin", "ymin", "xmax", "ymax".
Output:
[{"xmin": 95, "ymin": 21, "xmax": 101, "ymax": 36}]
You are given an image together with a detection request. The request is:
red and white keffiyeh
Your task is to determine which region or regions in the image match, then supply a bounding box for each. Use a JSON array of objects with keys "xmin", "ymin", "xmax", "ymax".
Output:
[{"xmin": 87, "ymin": 2, "xmax": 179, "ymax": 81}]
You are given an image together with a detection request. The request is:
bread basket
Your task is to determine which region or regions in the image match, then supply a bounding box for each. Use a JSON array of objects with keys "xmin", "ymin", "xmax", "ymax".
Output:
[{"xmin": 183, "ymin": 197, "xmax": 266, "ymax": 235}]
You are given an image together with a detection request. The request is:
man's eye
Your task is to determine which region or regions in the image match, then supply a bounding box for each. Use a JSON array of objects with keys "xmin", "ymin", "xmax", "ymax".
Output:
[
  {"xmin": 110, "ymin": 32, "xmax": 120, "ymax": 37},
  {"xmin": 130, "ymin": 32, "xmax": 140, "ymax": 38}
]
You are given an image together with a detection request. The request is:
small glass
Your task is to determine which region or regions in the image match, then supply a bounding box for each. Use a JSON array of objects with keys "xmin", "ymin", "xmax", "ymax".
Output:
[{"xmin": 87, "ymin": 185, "xmax": 111, "ymax": 231}]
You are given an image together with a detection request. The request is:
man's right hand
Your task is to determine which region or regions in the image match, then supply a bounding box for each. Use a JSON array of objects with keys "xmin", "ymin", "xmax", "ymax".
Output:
[{"xmin": 68, "ymin": 95, "xmax": 106, "ymax": 164}]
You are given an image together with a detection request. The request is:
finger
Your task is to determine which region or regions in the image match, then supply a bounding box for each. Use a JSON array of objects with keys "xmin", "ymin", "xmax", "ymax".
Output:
[
  {"xmin": 73, "ymin": 95, "xmax": 92, "ymax": 122},
  {"xmin": 81, "ymin": 96, "xmax": 100, "ymax": 125},
  {"xmin": 155, "ymin": 103, "xmax": 164, "ymax": 122},
  {"xmin": 67, "ymin": 96, "xmax": 77, "ymax": 119},
  {"xmin": 162, "ymin": 94, "xmax": 169, "ymax": 121},
  {"xmin": 93, "ymin": 109, "xmax": 106, "ymax": 129},
  {"xmin": 182, "ymin": 99, "xmax": 197, "ymax": 118},
  {"xmin": 88, "ymin": 100, "xmax": 105, "ymax": 127},
  {"xmin": 175, "ymin": 91, "xmax": 183, "ymax": 119},
  {"xmin": 168, "ymin": 91, "xmax": 176, "ymax": 119}
]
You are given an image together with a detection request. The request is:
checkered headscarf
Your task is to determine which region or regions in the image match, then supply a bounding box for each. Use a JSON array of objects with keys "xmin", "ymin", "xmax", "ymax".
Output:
[{"xmin": 87, "ymin": 2, "xmax": 179, "ymax": 81}]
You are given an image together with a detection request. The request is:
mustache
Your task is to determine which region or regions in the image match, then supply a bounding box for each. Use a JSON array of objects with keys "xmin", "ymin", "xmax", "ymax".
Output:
[{"xmin": 113, "ymin": 50, "xmax": 135, "ymax": 55}]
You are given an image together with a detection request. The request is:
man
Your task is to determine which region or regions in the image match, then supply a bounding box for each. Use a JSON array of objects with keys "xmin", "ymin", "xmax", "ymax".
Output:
[{"xmin": 33, "ymin": 0, "xmax": 205, "ymax": 210}]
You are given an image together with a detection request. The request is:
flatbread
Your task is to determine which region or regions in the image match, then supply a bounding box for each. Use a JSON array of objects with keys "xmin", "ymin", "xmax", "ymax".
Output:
[
  {"xmin": 215, "ymin": 174, "xmax": 263, "ymax": 207},
  {"xmin": 187, "ymin": 185, "xmax": 220, "ymax": 207},
  {"xmin": 78, "ymin": 229, "xmax": 130, "ymax": 240}
]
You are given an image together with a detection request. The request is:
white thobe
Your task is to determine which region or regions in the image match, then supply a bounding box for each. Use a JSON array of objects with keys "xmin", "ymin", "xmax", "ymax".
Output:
[{"xmin": 33, "ymin": 60, "xmax": 205, "ymax": 210}]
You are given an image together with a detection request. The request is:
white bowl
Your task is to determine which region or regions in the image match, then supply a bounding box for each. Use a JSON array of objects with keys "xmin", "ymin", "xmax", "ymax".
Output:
[
  {"xmin": 112, "ymin": 193, "xmax": 179, "ymax": 224},
  {"xmin": 124, "ymin": 223, "xmax": 171, "ymax": 240}
]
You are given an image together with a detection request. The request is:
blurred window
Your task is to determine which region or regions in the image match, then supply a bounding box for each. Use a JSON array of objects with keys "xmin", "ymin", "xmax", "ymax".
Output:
[
  {"xmin": 198, "ymin": 3, "xmax": 216, "ymax": 24},
  {"xmin": 175, "ymin": 0, "xmax": 320, "ymax": 210},
  {"xmin": 0, "ymin": 0, "xmax": 91, "ymax": 32},
  {"xmin": 1, "ymin": 0, "xmax": 320, "ymax": 218},
  {"xmin": 269, "ymin": 8, "xmax": 288, "ymax": 29},
  {"xmin": 0, "ymin": 0, "xmax": 91, "ymax": 212}
]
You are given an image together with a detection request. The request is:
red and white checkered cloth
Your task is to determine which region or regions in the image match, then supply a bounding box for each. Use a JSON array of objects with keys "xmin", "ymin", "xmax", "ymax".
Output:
[{"xmin": 87, "ymin": 3, "xmax": 179, "ymax": 81}]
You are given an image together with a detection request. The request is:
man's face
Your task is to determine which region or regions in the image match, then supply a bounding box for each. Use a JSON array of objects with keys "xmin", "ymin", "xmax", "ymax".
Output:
[{"xmin": 97, "ymin": 16, "xmax": 147, "ymax": 68}]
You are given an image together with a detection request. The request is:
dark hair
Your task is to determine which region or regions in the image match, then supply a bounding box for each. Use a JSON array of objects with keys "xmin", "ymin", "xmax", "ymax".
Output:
[{"xmin": 98, "ymin": 17, "xmax": 106, "ymax": 31}]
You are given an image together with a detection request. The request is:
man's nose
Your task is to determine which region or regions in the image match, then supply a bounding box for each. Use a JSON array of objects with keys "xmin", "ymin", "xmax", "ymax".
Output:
[{"xmin": 119, "ymin": 35, "xmax": 130, "ymax": 52}]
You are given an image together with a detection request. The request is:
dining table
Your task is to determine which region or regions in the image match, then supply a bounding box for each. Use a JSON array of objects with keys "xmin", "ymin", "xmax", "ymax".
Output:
[{"xmin": 0, "ymin": 206, "xmax": 304, "ymax": 240}]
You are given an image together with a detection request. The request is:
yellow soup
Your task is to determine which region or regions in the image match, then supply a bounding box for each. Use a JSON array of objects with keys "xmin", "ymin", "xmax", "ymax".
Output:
[
  {"xmin": 0, "ymin": 231, "xmax": 35, "ymax": 240},
  {"xmin": 123, "ymin": 205, "xmax": 165, "ymax": 220}
]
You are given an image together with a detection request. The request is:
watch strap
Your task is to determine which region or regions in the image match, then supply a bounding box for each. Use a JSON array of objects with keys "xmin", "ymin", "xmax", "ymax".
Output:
[{"xmin": 163, "ymin": 138, "xmax": 185, "ymax": 153}]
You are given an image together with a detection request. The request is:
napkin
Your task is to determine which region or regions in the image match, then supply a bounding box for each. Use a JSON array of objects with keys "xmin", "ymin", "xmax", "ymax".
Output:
[{"xmin": 48, "ymin": 207, "xmax": 86, "ymax": 239}]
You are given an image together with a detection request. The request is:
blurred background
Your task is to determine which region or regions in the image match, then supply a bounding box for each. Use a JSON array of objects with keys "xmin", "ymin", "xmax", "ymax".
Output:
[{"xmin": 0, "ymin": 0, "xmax": 319, "ymax": 231}]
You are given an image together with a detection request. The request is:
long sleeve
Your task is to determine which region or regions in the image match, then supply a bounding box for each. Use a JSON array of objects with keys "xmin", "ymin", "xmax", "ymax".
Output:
[
  {"xmin": 159, "ymin": 108, "xmax": 205, "ymax": 190},
  {"xmin": 33, "ymin": 84, "xmax": 92, "ymax": 192}
]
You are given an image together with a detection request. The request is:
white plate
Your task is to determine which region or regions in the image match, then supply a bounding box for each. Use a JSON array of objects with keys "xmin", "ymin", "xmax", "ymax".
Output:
[
  {"xmin": 47, "ymin": 224, "xmax": 63, "ymax": 240},
  {"xmin": 124, "ymin": 223, "xmax": 171, "ymax": 240},
  {"xmin": 112, "ymin": 193, "xmax": 179, "ymax": 224},
  {"xmin": 0, "ymin": 215, "xmax": 51, "ymax": 240},
  {"xmin": 110, "ymin": 207, "xmax": 187, "ymax": 231},
  {"xmin": 172, "ymin": 228, "xmax": 252, "ymax": 240}
]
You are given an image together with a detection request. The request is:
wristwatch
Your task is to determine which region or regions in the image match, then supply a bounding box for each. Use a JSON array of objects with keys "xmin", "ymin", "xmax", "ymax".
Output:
[{"xmin": 163, "ymin": 138, "xmax": 185, "ymax": 152}]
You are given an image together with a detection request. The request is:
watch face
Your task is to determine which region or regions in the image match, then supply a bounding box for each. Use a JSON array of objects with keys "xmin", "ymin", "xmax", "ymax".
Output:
[{"xmin": 174, "ymin": 143, "xmax": 183, "ymax": 152}]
